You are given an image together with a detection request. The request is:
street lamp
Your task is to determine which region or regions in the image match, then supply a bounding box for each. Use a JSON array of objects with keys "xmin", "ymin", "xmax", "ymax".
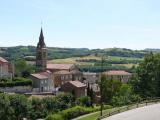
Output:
[{"xmin": 100, "ymin": 55, "xmax": 105, "ymax": 116}]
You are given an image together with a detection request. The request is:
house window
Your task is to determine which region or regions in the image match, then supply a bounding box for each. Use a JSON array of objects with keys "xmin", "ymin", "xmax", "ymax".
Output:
[
  {"xmin": 61, "ymin": 76, "xmax": 64, "ymax": 80},
  {"xmin": 41, "ymin": 81, "xmax": 43, "ymax": 84},
  {"xmin": 80, "ymin": 91, "xmax": 83, "ymax": 97},
  {"xmin": 70, "ymin": 75, "xmax": 72, "ymax": 78},
  {"xmin": 44, "ymin": 87, "xmax": 47, "ymax": 90}
]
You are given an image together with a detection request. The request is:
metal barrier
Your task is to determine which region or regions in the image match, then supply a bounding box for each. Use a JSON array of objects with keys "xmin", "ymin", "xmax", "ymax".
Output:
[{"xmin": 97, "ymin": 97, "xmax": 160, "ymax": 120}]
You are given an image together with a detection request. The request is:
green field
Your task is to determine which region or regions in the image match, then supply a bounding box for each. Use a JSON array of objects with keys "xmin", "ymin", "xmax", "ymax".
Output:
[
  {"xmin": 49, "ymin": 55, "xmax": 100, "ymax": 65},
  {"xmin": 49, "ymin": 55, "xmax": 141, "ymax": 69}
]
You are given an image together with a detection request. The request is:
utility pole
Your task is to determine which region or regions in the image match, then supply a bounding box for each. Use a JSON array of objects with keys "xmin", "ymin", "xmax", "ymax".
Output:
[{"xmin": 100, "ymin": 55, "xmax": 105, "ymax": 116}]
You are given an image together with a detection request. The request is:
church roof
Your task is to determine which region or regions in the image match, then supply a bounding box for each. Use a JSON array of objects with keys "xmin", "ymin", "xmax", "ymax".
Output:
[
  {"xmin": 37, "ymin": 28, "xmax": 46, "ymax": 48},
  {"xmin": 47, "ymin": 63, "xmax": 74, "ymax": 70},
  {"xmin": 54, "ymin": 70, "xmax": 71, "ymax": 75}
]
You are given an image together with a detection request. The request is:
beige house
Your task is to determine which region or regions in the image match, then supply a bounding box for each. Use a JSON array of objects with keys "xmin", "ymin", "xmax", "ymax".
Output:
[
  {"xmin": 103, "ymin": 70, "xmax": 132, "ymax": 83},
  {"xmin": 30, "ymin": 71, "xmax": 54, "ymax": 92},
  {"xmin": 83, "ymin": 72, "xmax": 100, "ymax": 84}
]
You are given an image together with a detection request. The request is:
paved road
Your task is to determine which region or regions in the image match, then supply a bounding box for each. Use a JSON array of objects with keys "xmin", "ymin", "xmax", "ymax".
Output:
[{"xmin": 103, "ymin": 103, "xmax": 160, "ymax": 120}]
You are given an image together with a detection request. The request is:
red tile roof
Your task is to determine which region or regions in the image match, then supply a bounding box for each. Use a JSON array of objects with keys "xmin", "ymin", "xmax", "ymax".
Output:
[
  {"xmin": 69, "ymin": 81, "xmax": 86, "ymax": 88},
  {"xmin": 47, "ymin": 63, "xmax": 73, "ymax": 70},
  {"xmin": 31, "ymin": 71, "xmax": 51, "ymax": 80},
  {"xmin": 104, "ymin": 70, "xmax": 131, "ymax": 76},
  {"xmin": 0, "ymin": 57, "xmax": 8, "ymax": 63}
]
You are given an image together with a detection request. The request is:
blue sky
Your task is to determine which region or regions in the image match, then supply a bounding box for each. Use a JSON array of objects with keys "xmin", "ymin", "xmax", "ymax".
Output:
[{"xmin": 1, "ymin": 0, "xmax": 160, "ymax": 49}]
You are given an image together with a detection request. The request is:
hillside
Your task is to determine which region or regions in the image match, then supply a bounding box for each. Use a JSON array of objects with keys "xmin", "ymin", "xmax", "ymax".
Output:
[
  {"xmin": 0, "ymin": 46, "xmax": 156, "ymax": 72},
  {"xmin": 0, "ymin": 46, "xmax": 151, "ymax": 61}
]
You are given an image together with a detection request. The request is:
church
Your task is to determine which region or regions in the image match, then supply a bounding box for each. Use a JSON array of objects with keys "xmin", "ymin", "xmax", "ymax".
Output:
[{"xmin": 30, "ymin": 28, "xmax": 84, "ymax": 94}]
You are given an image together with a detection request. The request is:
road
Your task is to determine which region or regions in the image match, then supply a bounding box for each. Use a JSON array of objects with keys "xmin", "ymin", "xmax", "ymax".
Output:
[{"xmin": 103, "ymin": 103, "xmax": 160, "ymax": 120}]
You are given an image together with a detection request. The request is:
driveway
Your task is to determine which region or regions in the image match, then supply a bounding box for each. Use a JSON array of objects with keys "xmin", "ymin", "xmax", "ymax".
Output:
[{"xmin": 103, "ymin": 103, "xmax": 160, "ymax": 120}]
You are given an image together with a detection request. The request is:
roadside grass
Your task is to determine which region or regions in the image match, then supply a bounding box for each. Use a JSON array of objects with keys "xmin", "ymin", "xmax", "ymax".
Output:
[
  {"xmin": 77, "ymin": 106, "xmax": 126, "ymax": 120},
  {"xmin": 77, "ymin": 102, "xmax": 157, "ymax": 120}
]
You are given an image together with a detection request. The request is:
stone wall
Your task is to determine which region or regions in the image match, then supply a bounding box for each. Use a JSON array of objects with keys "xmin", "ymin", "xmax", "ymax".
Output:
[{"xmin": 0, "ymin": 86, "xmax": 32, "ymax": 93}]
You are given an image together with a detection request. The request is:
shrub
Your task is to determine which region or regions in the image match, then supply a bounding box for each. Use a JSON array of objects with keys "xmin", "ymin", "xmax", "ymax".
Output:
[
  {"xmin": 60, "ymin": 106, "xmax": 91, "ymax": 119},
  {"xmin": 45, "ymin": 105, "xmax": 112, "ymax": 120},
  {"xmin": 0, "ymin": 77, "xmax": 32, "ymax": 87},
  {"xmin": 103, "ymin": 105, "xmax": 112, "ymax": 109},
  {"xmin": 45, "ymin": 114, "xmax": 63, "ymax": 120},
  {"xmin": 76, "ymin": 96, "xmax": 91, "ymax": 106}
]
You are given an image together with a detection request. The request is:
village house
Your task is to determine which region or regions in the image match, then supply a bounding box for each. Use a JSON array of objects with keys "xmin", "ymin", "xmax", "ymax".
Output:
[
  {"xmin": 30, "ymin": 28, "xmax": 54, "ymax": 93},
  {"xmin": 30, "ymin": 28, "xmax": 83, "ymax": 94},
  {"xmin": 47, "ymin": 63, "xmax": 83, "ymax": 88},
  {"xmin": 103, "ymin": 70, "xmax": 132, "ymax": 83},
  {"xmin": 91, "ymin": 83, "xmax": 100, "ymax": 103},
  {"xmin": 30, "ymin": 71, "xmax": 54, "ymax": 92},
  {"xmin": 60, "ymin": 80, "xmax": 86, "ymax": 98},
  {"xmin": 0, "ymin": 57, "xmax": 12, "ymax": 78},
  {"xmin": 83, "ymin": 72, "xmax": 100, "ymax": 84}
]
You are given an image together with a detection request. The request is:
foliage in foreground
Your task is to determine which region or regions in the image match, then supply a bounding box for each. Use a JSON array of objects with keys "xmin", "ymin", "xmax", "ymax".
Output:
[
  {"xmin": 45, "ymin": 105, "xmax": 112, "ymax": 120},
  {"xmin": 101, "ymin": 75, "xmax": 141, "ymax": 106},
  {"xmin": 131, "ymin": 53, "xmax": 160, "ymax": 98},
  {"xmin": 0, "ymin": 93, "xmax": 75, "ymax": 120}
]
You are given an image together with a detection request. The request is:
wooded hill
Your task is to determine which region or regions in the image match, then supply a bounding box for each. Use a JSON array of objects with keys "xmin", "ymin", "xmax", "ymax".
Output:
[
  {"xmin": 0, "ymin": 46, "xmax": 158, "ymax": 72},
  {"xmin": 0, "ymin": 46, "xmax": 154, "ymax": 61}
]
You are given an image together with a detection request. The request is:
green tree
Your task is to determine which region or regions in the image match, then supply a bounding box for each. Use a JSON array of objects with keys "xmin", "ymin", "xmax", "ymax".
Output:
[
  {"xmin": 101, "ymin": 75, "xmax": 122, "ymax": 103},
  {"xmin": 15, "ymin": 59, "xmax": 34, "ymax": 77},
  {"xmin": 0, "ymin": 93, "xmax": 14, "ymax": 120},
  {"xmin": 31, "ymin": 97, "xmax": 48, "ymax": 119},
  {"xmin": 9, "ymin": 94, "xmax": 31, "ymax": 120},
  {"xmin": 136, "ymin": 53, "xmax": 160, "ymax": 97}
]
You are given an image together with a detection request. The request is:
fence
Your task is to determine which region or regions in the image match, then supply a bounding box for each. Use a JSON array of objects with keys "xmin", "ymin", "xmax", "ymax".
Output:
[{"xmin": 97, "ymin": 97, "xmax": 160, "ymax": 120}]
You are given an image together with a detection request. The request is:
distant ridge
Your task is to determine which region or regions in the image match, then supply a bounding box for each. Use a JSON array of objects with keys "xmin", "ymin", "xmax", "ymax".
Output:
[{"xmin": 0, "ymin": 46, "xmax": 159, "ymax": 61}]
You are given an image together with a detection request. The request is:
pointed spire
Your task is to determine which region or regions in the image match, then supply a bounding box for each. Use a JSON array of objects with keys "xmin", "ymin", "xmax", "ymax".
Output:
[
  {"xmin": 40, "ymin": 27, "xmax": 44, "ymax": 39},
  {"xmin": 37, "ymin": 27, "xmax": 46, "ymax": 48}
]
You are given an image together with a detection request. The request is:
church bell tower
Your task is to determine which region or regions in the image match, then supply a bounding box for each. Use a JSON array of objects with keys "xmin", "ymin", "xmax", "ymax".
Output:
[{"xmin": 36, "ymin": 28, "xmax": 47, "ymax": 72}]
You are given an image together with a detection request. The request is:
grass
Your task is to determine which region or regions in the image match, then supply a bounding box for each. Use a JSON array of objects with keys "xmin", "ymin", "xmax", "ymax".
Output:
[
  {"xmin": 77, "ymin": 102, "xmax": 158, "ymax": 120},
  {"xmin": 77, "ymin": 107, "xmax": 125, "ymax": 120}
]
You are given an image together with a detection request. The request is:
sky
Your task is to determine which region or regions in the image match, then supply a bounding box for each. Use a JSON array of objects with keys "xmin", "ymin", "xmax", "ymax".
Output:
[{"xmin": 1, "ymin": 0, "xmax": 160, "ymax": 50}]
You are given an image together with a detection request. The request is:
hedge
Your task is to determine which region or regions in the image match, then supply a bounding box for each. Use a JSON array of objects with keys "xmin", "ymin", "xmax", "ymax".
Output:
[
  {"xmin": 45, "ymin": 105, "xmax": 112, "ymax": 120},
  {"xmin": 0, "ymin": 77, "xmax": 32, "ymax": 87}
]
